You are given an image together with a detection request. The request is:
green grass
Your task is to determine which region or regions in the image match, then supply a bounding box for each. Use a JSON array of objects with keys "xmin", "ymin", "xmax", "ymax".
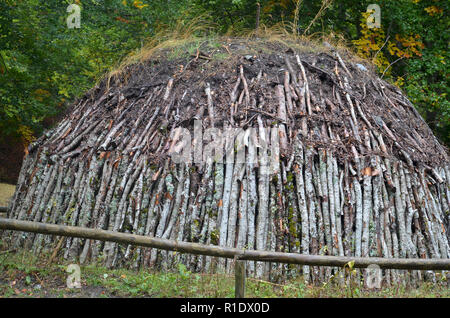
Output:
[
  {"xmin": 0, "ymin": 248, "xmax": 448, "ymax": 298},
  {"xmin": 0, "ymin": 183, "xmax": 15, "ymax": 207},
  {"xmin": 164, "ymin": 37, "xmax": 232, "ymax": 61}
]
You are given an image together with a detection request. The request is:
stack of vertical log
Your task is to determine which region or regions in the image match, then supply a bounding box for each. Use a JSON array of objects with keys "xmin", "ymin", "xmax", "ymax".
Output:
[{"xmin": 2, "ymin": 39, "xmax": 449, "ymax": 285}]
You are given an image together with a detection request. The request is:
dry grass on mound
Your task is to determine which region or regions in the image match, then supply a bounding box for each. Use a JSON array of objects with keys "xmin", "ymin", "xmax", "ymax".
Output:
[{"xmin": 107, "ymin": 19, "xmax": 366, "ymax": 81}]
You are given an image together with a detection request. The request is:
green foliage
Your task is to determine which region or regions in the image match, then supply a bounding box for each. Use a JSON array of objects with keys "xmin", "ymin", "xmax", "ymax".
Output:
[
  {"xmin": 188, "ymin": 0, "xmax": 261, "ymax": 32},
  {"xmin": 0, "ymin": 0, "xmax": 448, "ymax": 146},
  {"xmin": 0, "ymin": 0, "xmax": 187, "ymax": 143}
]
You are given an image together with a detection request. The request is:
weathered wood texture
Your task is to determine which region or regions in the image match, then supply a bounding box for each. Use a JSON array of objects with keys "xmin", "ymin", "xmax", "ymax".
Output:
[{"xmin": 235, "ymin": 260, "xmax": 246, "ymax": 298}]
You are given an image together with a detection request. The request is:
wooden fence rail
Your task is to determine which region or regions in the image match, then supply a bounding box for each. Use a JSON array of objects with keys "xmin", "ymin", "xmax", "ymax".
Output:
[
  {"xmin": 1, "ymin": 218, "xmax": 449, "ymax": 270},
  {"xmin": 1, "ymin": 218, "xmax": 449, "ymax": 297}
]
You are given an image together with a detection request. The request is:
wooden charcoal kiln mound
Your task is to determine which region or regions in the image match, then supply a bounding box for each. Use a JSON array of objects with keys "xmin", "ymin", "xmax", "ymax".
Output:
[{"xmin": 3, "ymin": 39, "xmax": 449, "ymax": 284}]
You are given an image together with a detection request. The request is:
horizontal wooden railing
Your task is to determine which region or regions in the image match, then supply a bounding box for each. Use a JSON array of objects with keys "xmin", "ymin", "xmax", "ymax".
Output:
[
  {"xmin": 1, "ymin": 218, "xmax": 449, "ymax": 297},
  {"xmin": 1, "ymin": 218, "xmax": 449, "ymax": 271}
]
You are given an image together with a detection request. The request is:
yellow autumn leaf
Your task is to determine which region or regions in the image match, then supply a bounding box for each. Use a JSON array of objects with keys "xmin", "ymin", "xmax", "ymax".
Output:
[
  {"xmin": 369, "ymin": 43, "xmax": 380, "ymax": 51},
  {"xmin": 344, "ymin": 260, "xmax": 355, "ymax": 271},
  {"xmin": 424, "ymin": 6, "xmax": 443, "ymax": 16},
  {"xmin": 18, "ymin": 125, "xmax": 36, "ymax": 146},
  {"xmin": 394, "ymin": 76, "xmax": 404, "ymax": 87},
  {"xmin": 133, "ymin": 0, "xmax": 148, "ymax": 9},
  {"xmin": 389, "ymin": 34, "xmax": 424, "ymax": 58}
]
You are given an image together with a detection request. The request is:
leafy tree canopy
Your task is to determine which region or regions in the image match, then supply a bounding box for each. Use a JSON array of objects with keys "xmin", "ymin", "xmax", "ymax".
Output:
[{"xmin": 0, "ymin": 0, "xmax": 448, "ymax": 146}]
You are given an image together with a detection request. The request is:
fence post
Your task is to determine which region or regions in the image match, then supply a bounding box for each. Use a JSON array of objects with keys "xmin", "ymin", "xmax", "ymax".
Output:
[{"xmin": 235, "ymin": 259, "xmax": 246, "ymax": 298}]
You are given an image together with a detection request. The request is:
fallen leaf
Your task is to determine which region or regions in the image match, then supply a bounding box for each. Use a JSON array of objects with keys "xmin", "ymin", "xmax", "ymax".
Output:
[{"xmin": 361, "ymin": 167, "xmax": 372, "ymax": 176}]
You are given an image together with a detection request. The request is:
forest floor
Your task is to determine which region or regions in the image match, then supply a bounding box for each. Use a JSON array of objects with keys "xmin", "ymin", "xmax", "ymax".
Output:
[{"xmin": 0, "ymin": 248, "xmax": 448, "ymax": 298}]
